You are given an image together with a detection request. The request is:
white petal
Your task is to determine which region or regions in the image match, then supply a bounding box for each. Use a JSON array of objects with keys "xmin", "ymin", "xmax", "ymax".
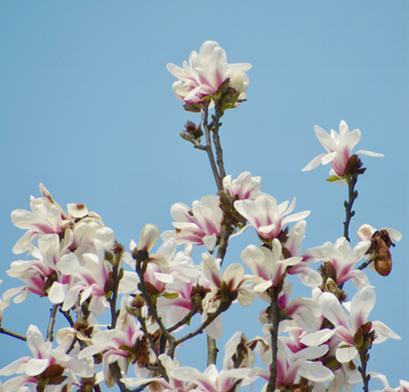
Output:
[
  {"xmin": 298, "ymin": 360, "xmax": 334, "ymax": 382},
  {"xmin": 24, "ymin": 358, "xmax": 49, "ymax": 376},
  {"xmin": 48, "ymin": 282, "xmax": 66, "ymax": 304},
  {"xmin": 356, "ymin": 149, "xmax": 384, "ymax": 158},
  {"xmin": 372, "ymin": 320, "xmax": 401, "ymax": 343},
  {"xmin": 336, "ymin": 345, "xmax": 358, "ymax": 363}
]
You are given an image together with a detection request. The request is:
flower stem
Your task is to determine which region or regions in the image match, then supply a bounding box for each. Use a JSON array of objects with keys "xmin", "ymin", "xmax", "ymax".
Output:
[
  {"xmin": 0, "ymin": 326, "xmax": 26, "ymax": 341},
  {"xmin": 267, "ymin": 288, "xmax": 280, "ymax": 392},
  {"xmin": 358, "ymin": 349, "xmax": 371, "ymax": 392},
  {"xmin": 46, "ymin": 304, "xmax": 58, "ymax": 342},
  {"xmin": 343, "ymin": 176, "xmax": 358, "ymax": 242}
]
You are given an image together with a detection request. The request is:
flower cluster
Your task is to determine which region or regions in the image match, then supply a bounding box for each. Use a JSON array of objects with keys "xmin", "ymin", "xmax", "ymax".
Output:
[{"xmin": 0, "ymin": 41, "xmax": 405, "ymax": 392}]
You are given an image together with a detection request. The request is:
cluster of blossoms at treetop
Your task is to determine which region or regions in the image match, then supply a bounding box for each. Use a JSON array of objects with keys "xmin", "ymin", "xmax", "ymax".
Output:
[{"xmin": 0, "ymin": 40, "xmax": 406, "ymax": 391}]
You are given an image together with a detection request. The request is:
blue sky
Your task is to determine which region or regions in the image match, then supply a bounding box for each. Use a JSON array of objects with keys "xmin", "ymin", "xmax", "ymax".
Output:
[{"xmin": 0, "ymin": 1, "xmax": 408, "ymax": 390}]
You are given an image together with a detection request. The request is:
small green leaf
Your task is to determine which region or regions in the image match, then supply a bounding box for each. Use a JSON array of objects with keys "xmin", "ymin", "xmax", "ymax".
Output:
[
  {"xmin": 162, "ymin": 292, "xmax": 179, "ymax": 299},
  {"xmin": 326, "ymin": 175, "xmax": 343, "ymax": 182}
]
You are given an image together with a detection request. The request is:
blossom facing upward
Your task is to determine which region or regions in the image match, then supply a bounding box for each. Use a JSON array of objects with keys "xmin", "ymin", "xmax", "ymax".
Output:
[
  {"xmin": 167, "ymin": 40, "xmax": 251, "ymax": 104},
  {"xmin": 302, "ymin": 120, "xmax": 383, "ymax": 177},
  {"xmin": 234, "ymin": 195, "xmax": 310, "ymax": 241}
]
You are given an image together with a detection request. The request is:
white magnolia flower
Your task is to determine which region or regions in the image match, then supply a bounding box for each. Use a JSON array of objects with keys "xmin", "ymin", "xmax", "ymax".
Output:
[
  {"xmin": 0, "ymin": 324, "xmax": 92, "ymax": 391},
  {"xmin": 241, "ymin": 240, "xmax": 302, "ymax": 295},
  {"xmin": 167, "ymin": 40, "xmax": 251, "ymax": 104},
  {"xmin": 306, "ymin": 237, "xmax": 370, "ymax": 288},
  {"xmin": 256, "ymin": 337, "xmax": 333, "ymax": 390},
  {"xmin": 303, "ymin": 286, "xmax": 400, "ymax": 364},
  {"xmin": 302, "ymin": 120, "xmax": 383, "ymax": 177},
  {"xmin": 168, "ymin": 195, "xmax": 223, "ymax": 251},
  {"xmin": 234, "ymin": 195, "xmax": 310, "ymax": 241},
  {"xmin": 223, "ymin": 171, "xmax": 261, "ymax": 201}
]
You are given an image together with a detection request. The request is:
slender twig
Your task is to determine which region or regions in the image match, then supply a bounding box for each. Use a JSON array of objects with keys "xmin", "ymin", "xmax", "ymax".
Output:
[
  {"xmin": 266, "ymin": 289, "xmax": 280, "ymax": 392},
  {"xmin": 168, "ymin": 309, "xmax": 197, "ymax": 333},
  {"xmin": 0, "ymin": 326, "xmax": 27, "ymax": 342},
  {"xmin": 46, "ymin": 304, "xmax": 58, "ymax": 342},
  {"xmin": 59, "ymin": 309, "xmax": 74, "ymax": 327},
  {"xmin": 174, "ymin": 305, "xmax": 225, "ymax": 347},
  {"xmin": 358, "ymin": 349, "xmax": 371, "ymax": 392},
  {"xmin": 211, "ymin": 109, "xmax": 226, "ymax": 180},
  {"xmin": 93, "ymin": 385, "xmax": 102, "ymax": 392},
  {"xmin": 202, "ymin": 104, "xmax": 222, "ymax": 191},
  {"xmin": 343, "ymin": 176, "xmax": 358, "ymax": 242},
  {"xmin": 135, "ymin": 259, "xmax": 176, "ymax": 357},
  {"xmin": 109, "ymin": 254, "xmax": 123, "ymax": 329}
]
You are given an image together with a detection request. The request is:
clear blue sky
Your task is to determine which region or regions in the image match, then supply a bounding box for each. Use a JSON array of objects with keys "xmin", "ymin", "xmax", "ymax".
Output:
[{"xmin": 0, "ymin": 1, "xmax": 408, "ymax": 390}]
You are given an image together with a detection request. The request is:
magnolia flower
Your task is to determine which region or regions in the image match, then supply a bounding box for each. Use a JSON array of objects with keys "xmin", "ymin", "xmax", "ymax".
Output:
[
  {"xmin": 11, "ymin": 184, "xmax": 67, "ymax": 254},
  {"xmin": 302, "ymin": 120, "xmax": 383, "ymax": 177},
  {"xmin": 303, "ymin": 286, "xmax": 400, "ymax": 363},
  {"xmin": 199, "ymin": 253, "xmax": 255, "ymax": 339},
  {"xmin": 241, "ymin": 240, "xmax": 302, "ymax": 295},
  {"xmin": 234, "ymin": 195, "xmax": 310, "ymax": 241},
  {"xmin": 256, "ymin": 337, "xmax": 334, "ymax": 390},
  {"xmin": 170, "ymin": 364, "xmax": 257, "ymax": 392},
  {"xmin": 167, "ymin": 40, "xmax": 251, "ymax": 104},
  {"xmin": 0, "ymin": 324, "xmax": 92, "ymax": 391},
  {"xmin": 223, "ymin": 171, "xmax": 261, "ymax": 201},
  {"xmin": 306, "ymin": 237, "xmax": 370, "ymax": 288},
  {"xmin": 168, "ymin": 195, "xmax": 223, "ymax": 251},
  {"xmin": 79, "ymin": 299, "xmax": 145, "ymax": 386},
  {"xmin": 7, "ymin": 234, "xmax": 71, "ymax": 304}
]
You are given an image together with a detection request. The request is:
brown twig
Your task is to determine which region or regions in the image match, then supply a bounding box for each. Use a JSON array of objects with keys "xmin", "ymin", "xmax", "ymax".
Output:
[
  {"xmin": 266, "ymin": 289, "xmax": 280, "ymax": 392},
  {"xmin": 46, "ymin": 304, "xmax": 58, "ymax": 342},
  {"xmin": 135, "ymin": 258, "xmax": 176, "ymax": 357},
  {"xmin": 202, "ymin": 104, "xmax": 222, "ymax": 191},
  {"xmin": 343, "ymin": 176, "xmax": 358, "ymax": 242},
  {"xmin": 0, "ymin": 326, "xmax": 27, "ymax": 342},
  {"xmin": 358, "ymin": 349, "xmax": 371, "ymax": 392}
]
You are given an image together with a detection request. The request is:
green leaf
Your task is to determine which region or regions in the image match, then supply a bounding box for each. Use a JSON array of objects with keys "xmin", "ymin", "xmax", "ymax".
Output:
[
  {"xmin": 162, "ymin": 292, "xmax": 179, "ymax": 299},
  {"xmin": 326, "ymin": 175, "xmax": 343, "ymax": 182}
]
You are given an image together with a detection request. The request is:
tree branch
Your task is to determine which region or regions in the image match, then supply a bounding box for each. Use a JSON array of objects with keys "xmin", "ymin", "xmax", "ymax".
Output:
[
  {"xmin": 343, "ymin": 176, "xmax": 358, "ymax": 242},
  {"xmin": 0, "ymin": 326, "xmax": 27, "ymax": 342},
  {"xmin": 266, "ymin": 289, "xmax": 280, "ymax": 392},
  {"xmin": 46, "ymin": 304, "xmax": 58, "ymax": 342}
]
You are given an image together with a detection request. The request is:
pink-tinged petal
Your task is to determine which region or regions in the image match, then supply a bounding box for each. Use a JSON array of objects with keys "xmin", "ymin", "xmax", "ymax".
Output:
[
  {"xmin": 342, "ymin": 128, "xmax": 361, "ymax": 151},
  {"xmin": 201, "ymin": 253, "xmax": 222, "ymax": 288},
  {"xmin": 319, "ymin": 292, "xmax": 349, "ymax": 328},
  {"xmin": 171, "ymin": 366, "xmax": 218, "ymax": 392},
  {"xmin": 351, "ymin": 286, "xmax": 376, "ymax": 330},
  {"xmin": 314, "ymin": 125, "xmax": 336, "ymax": 151},
  {"xmin": 0, "ymin": 357, "xmax": 30, "ymax": 375},
  {"xmin": 356, "ymin": 149, "xmax": 384, "ymax": 158},
  {"xmin": 371, "ymin": 320, "xmax": 401, "ymax": 344},
  {"xmin": 203, "ymin": 234, "xmax": 217, "ymax": 251},
  {"xmin": 282, "ymin": 211, "xmax": 311, "ymax": 226},
  {"xmin": 254, "ymin": 280, "xmax": 273, "ymax": 292},
  {"xmin": 302, "ymin": 153, "xmax": 327, "ymax": 172},
  {"xmin": 294, "ymin": 345, "xmax": 329, "ymax": 361},
  {"xmin": 138, "ymin": 224, "xmax": 159, "ymax": 251},
  {"xmin": 26, "ymin": 325, "xmax": 48, "ymax": 359},
  {"xmin": 335, "ymin": 345, "xmax": 358, "ymax": 363},
  {"xmin": 154, "ymin": 272, "xmax": 174, "ymax": 284},
  {"xmin": 298, "ymin": 360, "xmax": 334, "ymax": 383},
  {"xmin": 48, "ymin": 282, "xmax": 66, "ymax": 304},
  {"xmin": 223, "ymin": 263, "xmax": 244, "ymax": 290},
  {"xmin": 321, "ymin": 151, "xmax": 338, "ymax": 164},
  {"xmin": 301, "ymin": 329, "xmax": 335, "ymax": 346},
  {"xmin": 241, "ymin": 245, "xmax": 270, "ymax": 280},
  {"xmin": 24, "ymin": 358, "xmax": 49, "ymax": 376}
]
